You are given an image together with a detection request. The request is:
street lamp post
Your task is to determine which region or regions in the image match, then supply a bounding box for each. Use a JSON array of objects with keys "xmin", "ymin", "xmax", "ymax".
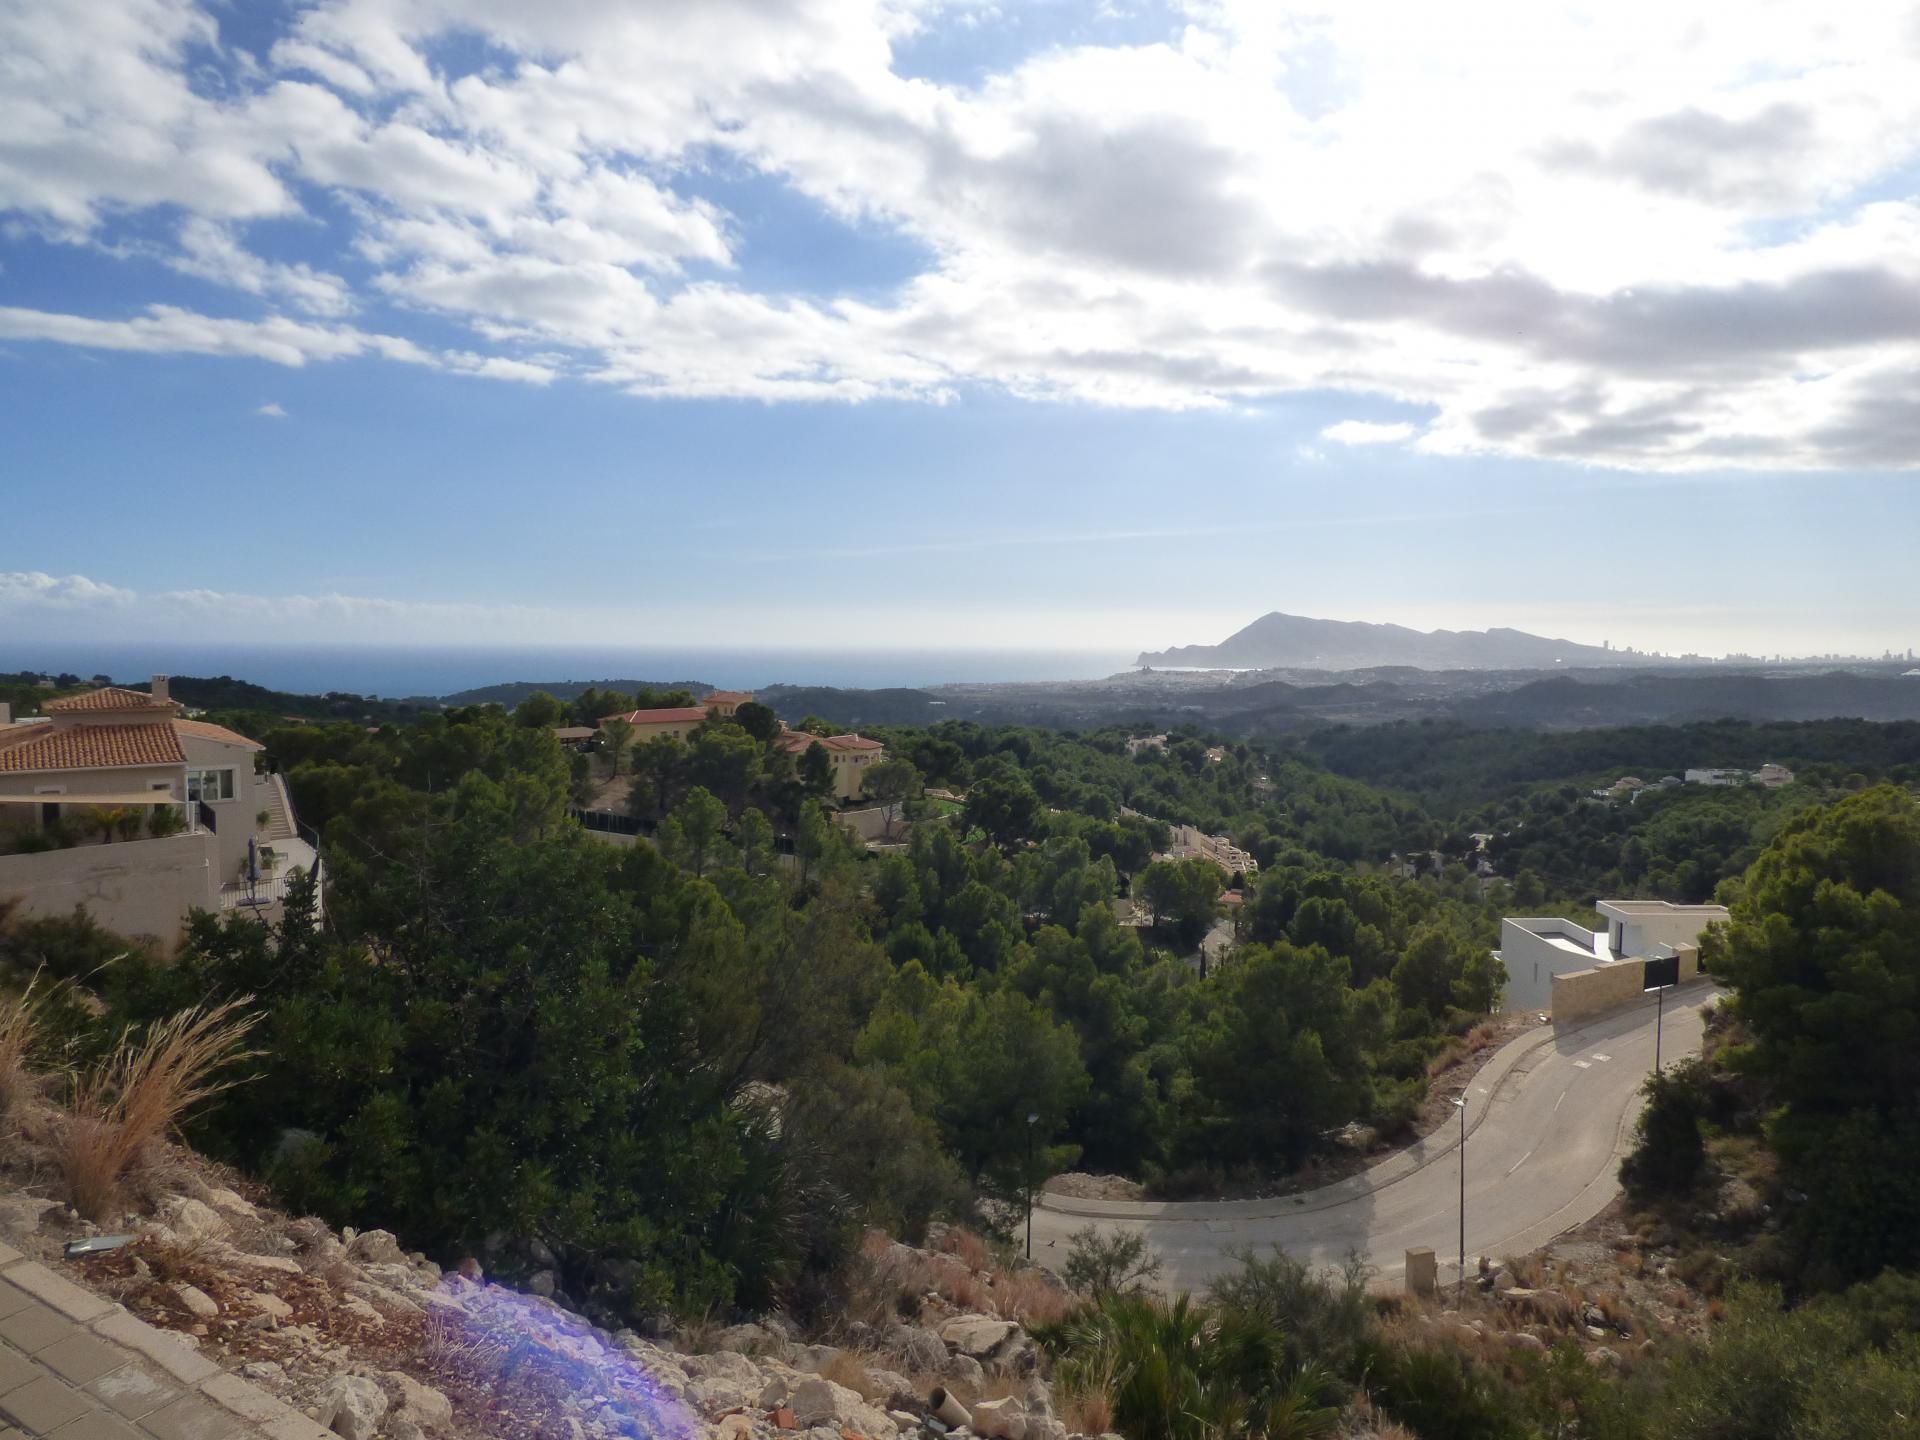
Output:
[
  {"xmin": 1025, "ymin": 1111, "xmax": 1040, "ymax": 1259},
  {"xmin": 1451, "ymin": 1095, "xmax": 1467, "ymax": 1300}
]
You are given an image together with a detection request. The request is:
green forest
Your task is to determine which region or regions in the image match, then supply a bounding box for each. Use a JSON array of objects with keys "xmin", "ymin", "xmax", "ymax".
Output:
[{"xmin": 7, "ymin": 694, "xmax": 1920, "ymax": 1438}]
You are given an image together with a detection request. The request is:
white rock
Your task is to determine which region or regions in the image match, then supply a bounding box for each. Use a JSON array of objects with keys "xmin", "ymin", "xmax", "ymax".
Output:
[
  {"xmin": 350, "ymin": 1281, "xmax": 424, "ymax": 1319},
  {"xmin": 943, "ymin": 1355, "xmax": 985, "ymax": 1389},
  {"xmin": 689, "ymin": 1378, "xmax": 756, "ymax": 1418},
  {"xmin": 319, "ymin": 1376, "xmax": 389, "ymax": 1440},
  {"xmin": 218, "ymin": 1248, "xmax": 304, "ymax": 1276},
  {"xmin": 939, "ymin": 1317, "xmax": 1016, "ymax": 1359},
  {"xmin": 868, "ymin": 1369, "xmax": 912, "ymax": 1402},
  {"xmin": 889, "ymin": 1326, "xmax": 949, "ymax": 1375},
  {"xmin": 346, "ymin": 1230, "xmax": 408, "ymax": 1266},
  {"xmin": 971, "ymin": 1397, "xmax": 1026, "ymax": 1440},
  {"xmin": 684, "ymin": 1352, "xmax": 762, "ymax": 1386},
  {"xmin": 163, "ymin": 1198, "xmax": 229, "ymax": 1244},
  {"xmin": 204, "ymin": 1186, "xmax": 259, "ymax": 1218},
  {"xmin": 244, "ymin": 1291, "xmax": 293, "ymax": 1319},
  {"xmin": 715, "ymin": 1323, "xmax": 776, "ymax": 1354},
  {"xmin": 382, "ymin": 1372, "xmax": 454, "ymax": 1431},
  {"xmin": 790, "ymin": 1378, "xmax": 896, "ymax": 1437},
  {"xmin": 173, "ymin": 1284, "xmax": 219, "ymax": 1318},
  {"xmin": 756, "ymin": 1375, "xmax": 794, "ymax": 1411},
  {"xmin": 789, "ymin": 1344, "xmax": 840, "ymax": 1374}
]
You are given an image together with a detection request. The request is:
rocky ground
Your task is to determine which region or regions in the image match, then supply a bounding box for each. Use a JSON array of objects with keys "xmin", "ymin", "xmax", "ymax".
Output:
[{"xmin": 0, "ymin": 1119, "xmax": 1099, "ymax": 1440}]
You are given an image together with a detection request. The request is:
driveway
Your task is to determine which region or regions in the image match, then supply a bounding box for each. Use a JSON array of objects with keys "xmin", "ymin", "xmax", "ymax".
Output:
[{"xmin": 1032, "ymin": 987, "xmax": 1717, "ymax": 1294}]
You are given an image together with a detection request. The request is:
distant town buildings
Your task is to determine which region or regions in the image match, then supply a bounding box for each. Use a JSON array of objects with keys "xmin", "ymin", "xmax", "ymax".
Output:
[
  {"xmin": 1683, "ymin": 764, "xmax": 1794, "ymax": 788},
  {"xmin": 1590, "ymin": 764, "xmax": 1794, "ymax": 801}
]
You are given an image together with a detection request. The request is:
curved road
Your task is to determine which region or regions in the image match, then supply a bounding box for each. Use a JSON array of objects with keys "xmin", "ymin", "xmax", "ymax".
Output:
[{"xmin": 1034, "ymin": 987, "xmax": 1717, "ymax": 1294}]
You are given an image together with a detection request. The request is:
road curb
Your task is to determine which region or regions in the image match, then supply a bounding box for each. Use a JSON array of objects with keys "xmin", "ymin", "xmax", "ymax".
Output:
[{"xmin": 1038, "ymin": 981, "xmax": 1721, "ymax": 1226}]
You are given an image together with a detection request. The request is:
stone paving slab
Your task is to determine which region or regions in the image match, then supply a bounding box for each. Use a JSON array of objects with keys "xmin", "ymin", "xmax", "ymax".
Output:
[{"xmin": 0, "ymin": 1248, "xmax": 322, "ymax": 1440}]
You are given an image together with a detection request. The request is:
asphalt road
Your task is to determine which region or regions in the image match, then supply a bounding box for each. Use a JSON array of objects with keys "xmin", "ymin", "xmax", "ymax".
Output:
[{"xmin": 1032, "ymin": 987, "xmax": 1717, "ymax": 1294}]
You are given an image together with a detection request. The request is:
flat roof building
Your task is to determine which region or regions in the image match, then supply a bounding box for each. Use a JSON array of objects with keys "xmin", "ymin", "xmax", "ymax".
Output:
[{"xmin": 1495, "ymin": 899, "xmax": 1728, "ymax": 1014}]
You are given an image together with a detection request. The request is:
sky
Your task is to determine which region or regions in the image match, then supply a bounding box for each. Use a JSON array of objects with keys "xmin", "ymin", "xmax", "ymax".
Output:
[{"xmin": 4, "ymin": 0, "xmax": 1920, "ymax": 664}]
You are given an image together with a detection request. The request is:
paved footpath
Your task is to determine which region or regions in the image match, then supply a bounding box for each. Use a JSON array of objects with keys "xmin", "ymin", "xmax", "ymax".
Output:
[{"xmin": 0, "ymin": 1240, "xmax": 332, "ymax": 1440}]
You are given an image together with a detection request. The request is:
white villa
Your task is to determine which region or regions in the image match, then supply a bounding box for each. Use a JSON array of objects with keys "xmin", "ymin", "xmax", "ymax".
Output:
[
  {"xmin": 0, "ymin": 678, "xmax": 317, "ymax": 945},
  {"xmin": 1495, "ymin": 898, "xmax": 1727, "ymax": 1013}
]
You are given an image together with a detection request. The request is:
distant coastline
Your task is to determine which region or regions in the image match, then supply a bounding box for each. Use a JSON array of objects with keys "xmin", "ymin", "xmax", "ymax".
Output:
[{"xmin": 0, "ymin": 643, "xmax": 1137, "ymax": 698}]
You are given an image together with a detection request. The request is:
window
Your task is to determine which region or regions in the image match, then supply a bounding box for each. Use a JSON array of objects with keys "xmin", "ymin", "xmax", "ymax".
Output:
[{"xmin": 187, "ymin": 767, "xmax": 235, "ymax": 803}]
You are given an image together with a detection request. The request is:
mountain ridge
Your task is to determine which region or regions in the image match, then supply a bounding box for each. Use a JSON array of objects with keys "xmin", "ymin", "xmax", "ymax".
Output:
[{"xmin": 1137, "ymin": 611, "xmax": 1644, "ymax": 671}]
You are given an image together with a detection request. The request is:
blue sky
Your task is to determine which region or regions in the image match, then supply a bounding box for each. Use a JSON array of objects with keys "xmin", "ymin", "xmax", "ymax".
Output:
[{"xmin": 4, "ymin": 0, "xmax": 1920, "ymax": 662}]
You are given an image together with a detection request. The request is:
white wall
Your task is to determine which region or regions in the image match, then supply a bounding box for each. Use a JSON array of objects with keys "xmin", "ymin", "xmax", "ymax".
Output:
[
  {"xmin": 0, "ymin": 830, "xmax": 219, "ymax": 948},
  {"xmin": 1597, "ymin": 902, "xmax": 1729, "ymax": 958},
  {"xmin": 1497, "ymin": 918, "xmax": 1601, "ymax": 1013},
  {"xmin": 180, "ymin": 733, "xmax": 261, "ymax": 882}
]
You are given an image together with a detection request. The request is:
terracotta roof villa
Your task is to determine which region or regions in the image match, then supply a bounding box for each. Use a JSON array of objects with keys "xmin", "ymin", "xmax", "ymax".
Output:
[
  {"xmin": 0, "ymin": 677, "xmax": 319, "ymax": 945},
  {"xmin": 777, "ymin": 729, "xmax": 886, "ymax": 800}
]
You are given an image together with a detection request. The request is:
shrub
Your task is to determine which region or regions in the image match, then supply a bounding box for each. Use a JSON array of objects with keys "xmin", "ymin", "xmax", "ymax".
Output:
[
  {"xmin": 1064, "ymin": 1226, "xmax": 1162, "ymax": 1298},
  {"xmin": 1621, "ymin": 1059, "xmax": 1708, "ymax": 1198},
  {"xmin": 59, "ymin": 1000, "xmax": 260, "ymax": 1221}
]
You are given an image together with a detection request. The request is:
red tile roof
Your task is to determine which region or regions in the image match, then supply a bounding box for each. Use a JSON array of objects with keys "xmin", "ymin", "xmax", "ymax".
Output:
[
  {"xmin": 602, "ymin": 708, "xmax": 711, "ymax": 726},
  {"xmin": 0, "ymin": 721, "xmax": 186, "ymax": 773},
  {"xmin": 173, "ymin": 719, "xmax": 264, "ymax": 750},
  {"xmin": 777, "ymin": 731, "xmax": 885, "ymax": 754},
  {"xmin": 45, "ymin": 686, "xmax": 179, "ymax": 714}
]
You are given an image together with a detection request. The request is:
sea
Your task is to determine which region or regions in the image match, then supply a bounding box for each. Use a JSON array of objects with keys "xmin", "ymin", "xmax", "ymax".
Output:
[{"xmin": 0, "ymin": 644, "xmax": 1139, "ymax": 699}]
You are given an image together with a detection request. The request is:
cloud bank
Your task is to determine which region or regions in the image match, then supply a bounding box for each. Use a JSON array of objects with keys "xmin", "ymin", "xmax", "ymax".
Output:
[{"xmin": 3, "ymin": 0, "xmax": 1920, "ymax": 468}]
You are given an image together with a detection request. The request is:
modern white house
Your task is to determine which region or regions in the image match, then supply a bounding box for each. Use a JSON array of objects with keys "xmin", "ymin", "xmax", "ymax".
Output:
[
  {"xmin": 0, "ymin": 679, "xmax": 317, "ymax": 945},
  {"xmin": 1495, "ymin": 899, "xmax": 1728, "ymax": 1014}
]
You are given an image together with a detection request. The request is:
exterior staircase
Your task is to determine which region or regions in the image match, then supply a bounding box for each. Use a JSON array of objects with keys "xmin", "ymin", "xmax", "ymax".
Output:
[{"xmin": 256, "ymin": 772, "xmax": 298, "ymax": 842}]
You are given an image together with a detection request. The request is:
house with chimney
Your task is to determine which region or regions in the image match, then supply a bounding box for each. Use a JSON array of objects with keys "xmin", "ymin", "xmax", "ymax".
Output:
[{"xmin": 0, "ymin": 678, "xmax": 317, "ymax": 944}]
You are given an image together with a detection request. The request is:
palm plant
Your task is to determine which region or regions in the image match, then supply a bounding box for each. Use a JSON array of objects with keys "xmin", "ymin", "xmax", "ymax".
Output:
[{"xmin": 1055, "ymin": 1291, "xmax": 1343, "ymax": 1440}]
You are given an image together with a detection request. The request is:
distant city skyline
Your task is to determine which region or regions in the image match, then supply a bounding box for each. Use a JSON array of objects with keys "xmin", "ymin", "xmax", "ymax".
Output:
[{"xmin": 5, "ymin": 2, "xmax": 1920, "ymax": 657}]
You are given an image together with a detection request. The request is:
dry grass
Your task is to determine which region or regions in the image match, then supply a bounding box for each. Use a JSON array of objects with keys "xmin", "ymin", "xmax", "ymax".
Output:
[
  {"xmin": 821, "ymin": 1350, "xmax": 881, "ymax": 1398},
  {"xmin": 1061, "ymin": 1385, "xmax": 1112, "ymax": 1437},
  {"xmin": 991, "ymin": 1268, "xmax": 1075, "ymax": 1327},
  {"xmin": 844, "ymin": 1229, "xmax": 939, "ymax": 1329},
  {"xmin": 938, "ymin": 1227, "xmax": 994, "ymax": 1274},
  {"xmin": 423, "ymin": 1308, "xmax": 510, "ymax": 1373},
  {"xmin": 59, "ymin": 999, "xmax": 261, "ymax": 1222},
  {"xmin": 0, "ymin": 976, "xmax": 47, "ymax": 1117}
]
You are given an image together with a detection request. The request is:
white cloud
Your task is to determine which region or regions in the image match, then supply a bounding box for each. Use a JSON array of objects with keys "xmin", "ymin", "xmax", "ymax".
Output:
[
  {"xmin": 0, "ymin": 569, "xmax": 1218, "ymax": 652},
  {"xmin": 4, "ymin": 0, "xmax": 1920, "ymax": 468},
  {"xmin": 256, "ymin": 401, "xmax": 288, "ymax": 417},
  {"xmin": 0, "ymin": 572, "xmax": 136, "ymax": 610},
  {"xmin": 1321, "ymin": 420, "xmax": 1417, "ymax": 446},
  {"xmin": 170, "ymin": 219, "xmax": 355, "ymax": 318}
]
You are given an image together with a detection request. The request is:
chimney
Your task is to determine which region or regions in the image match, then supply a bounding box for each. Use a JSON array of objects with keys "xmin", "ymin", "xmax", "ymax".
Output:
[{"xmin": 150, "ymin": 675, "xmax": 170, "ymax": 704}]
